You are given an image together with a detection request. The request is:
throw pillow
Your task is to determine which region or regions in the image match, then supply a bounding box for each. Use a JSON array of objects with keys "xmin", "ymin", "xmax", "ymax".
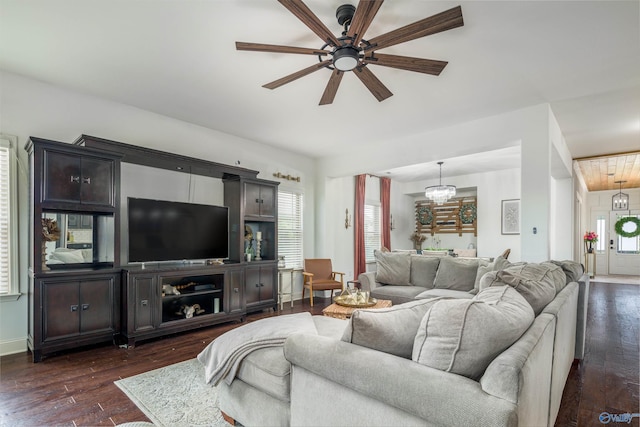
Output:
[
  {"xmin": 409, "ymin": 256, "xmax": 440, "ymax": 288},
  {"xmin": 412, "ymin": 286, "xmax": 534, "ymax": 380},
  {"xmin": 550, "ymin": 260, "xmax": 584, "ymax": 284},
  {"xmin": 433, "ymin": 257, "xmax": 480, "ymax": 291},
  {"xmin": 472, "ymin": 255, "xmax": 513, "ymax": 293},
  {"xmin": 341, "ymin": 298, "xmax": 444, "ymax": 359},
  {"xmin": 375, "ymin": 250, "xmax": 411, "ymax": 286},
  {"xmin": 479, "ymin": 262, "xmax": 562, "ymax": 315}
]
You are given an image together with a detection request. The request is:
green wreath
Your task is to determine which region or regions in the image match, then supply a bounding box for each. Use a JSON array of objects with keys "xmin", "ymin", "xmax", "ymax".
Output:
[
  {"xmin": 417, "ymin": 206, "xmax": 433, "ymax": 225},
  {"xmin": 615, "ymin": 216, "xmax": 640, "ymax": 238},
  {"xmin": 459, "ymin": 204, "xmax": 477, "ymax": 224}
]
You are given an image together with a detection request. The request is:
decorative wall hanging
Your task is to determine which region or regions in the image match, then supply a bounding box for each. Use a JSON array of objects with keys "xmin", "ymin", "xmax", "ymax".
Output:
[
  {"xmin": 415, "ymin": 197, "xmax": 477, "ymax": 236},
  {"xmin": 501, "ymin": 199, "xmax": 520, "ymax": 235},
  {"xmin": 614, "ymin": 216, "xmax": 640, "ymax": 238},
  {"xmin": 273, "ymin": 172, "xmax": 301, "ymax": 182}
]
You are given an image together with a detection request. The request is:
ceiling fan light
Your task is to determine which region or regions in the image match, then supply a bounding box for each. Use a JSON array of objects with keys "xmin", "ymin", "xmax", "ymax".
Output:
[{"xmin": 333, "ymin": 46, "xmax": 359, "ymax": 71}]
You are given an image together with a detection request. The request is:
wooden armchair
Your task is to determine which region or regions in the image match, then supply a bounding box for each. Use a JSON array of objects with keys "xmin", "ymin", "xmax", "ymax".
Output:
[{"xmin": 302, "ymin": 259, "xmax": 344, "ymax": 306}]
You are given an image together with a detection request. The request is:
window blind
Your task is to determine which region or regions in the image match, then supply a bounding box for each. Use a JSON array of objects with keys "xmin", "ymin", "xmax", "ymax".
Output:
[
  {"xmin": 364, "ymin": 203, "xmax": 381, "ymax": 263},
  {"xmin": 278, "ymin": 190, "xmax": 304, "ymax": 269},
  {"xmin": 0, "ymin": 141, "xmax": 13, "ymax": 295}
]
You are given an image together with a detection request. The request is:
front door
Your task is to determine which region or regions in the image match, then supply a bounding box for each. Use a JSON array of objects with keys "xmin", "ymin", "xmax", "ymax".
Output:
[{"xmin": 608, "ymin": 211, "xmax": 640, "ymax": 275}]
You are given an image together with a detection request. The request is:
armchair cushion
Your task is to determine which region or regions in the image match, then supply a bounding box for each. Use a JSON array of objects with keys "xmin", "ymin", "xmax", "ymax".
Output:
[
  {"xmin": 341, "ymin": 298, "xmax": 445, "ymax": 359},
  {"xmin": 374, "ymin": 250, "xmax": 411, "ymax": 286},
  {"xmin": 412, "ymin": 286, "xmax": 534, "ymax": 380}
]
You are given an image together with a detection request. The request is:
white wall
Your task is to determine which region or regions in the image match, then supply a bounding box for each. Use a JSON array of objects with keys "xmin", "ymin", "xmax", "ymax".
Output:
[
  {"xmin": 0, "ymin": 71, "xmax": 316, "ymax": 355},
  {"xmin": 316, "ymin": 104, "xmax": 573, "ymax": 264},
  {"xmin": 402, "ymin": 168, "xmax": 522, "ymax": 261}
]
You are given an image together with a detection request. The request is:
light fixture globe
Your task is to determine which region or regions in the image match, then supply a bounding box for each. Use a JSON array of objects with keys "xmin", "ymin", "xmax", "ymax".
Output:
[
  {"xmin": 333, "ymin": 46, "xmax": 359, "ymax": 71},
  {"xmin": 425, "ymin": 161, "xmax": 456, "ymax": 205}
]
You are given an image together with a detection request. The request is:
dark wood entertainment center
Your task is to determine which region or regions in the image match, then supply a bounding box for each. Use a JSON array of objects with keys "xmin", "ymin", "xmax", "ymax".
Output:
[{"xmin": 26, "ymin": 135, "xmax": 279, "ymax": 361}]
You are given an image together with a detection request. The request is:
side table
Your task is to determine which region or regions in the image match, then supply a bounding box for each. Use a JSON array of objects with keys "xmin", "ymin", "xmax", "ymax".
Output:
[
  {"xmin": 323, "ymin": 299, "xmax": 392, "ymax": 320},
  {"xmin": 278, "ymin": 268, "xmax": 294, "ymax": 310},
  {"xmin": 584, "ymin": 252, "xmax": 596, "ymax": 278}
]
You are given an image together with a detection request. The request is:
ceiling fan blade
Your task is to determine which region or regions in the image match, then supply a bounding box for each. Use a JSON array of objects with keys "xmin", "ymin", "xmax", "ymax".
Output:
[
  {"xmin": 363, "ymin": 5, "xmax": 463, "ymax": 52},
  {"xmin": 363, "ymin": 53, "xmax": 447, "ymax": 75},
  {"xmin": 262, "ymin": 59, "xmax": 332, "ymax": 90},
  {"xmin": 353, "ymin": 65, "xmax": 393, "ymax": 102},
  {"xmin": 236, "ymin": 42, "xmax": 330, "ymax": 56},
  {"xmin": 278, "ymin": 0, "xmax": 341, "ymax": 47},
  {"xmin": 319, "ymin": 69, "xmax": 345, "ymax": 105},
  {"xmin": 346, "ymin": 0, "xmax": 384, "ymax": 47}
]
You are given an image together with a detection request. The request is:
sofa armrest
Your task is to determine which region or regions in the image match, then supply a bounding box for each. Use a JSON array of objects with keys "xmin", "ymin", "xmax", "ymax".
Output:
[
  {"xmin": 284, "ymin": 334, "xmax": 517, "ymax": 426},
  {"xmin": 575, "ymin": 274, "xmax": 589, "ymax": 359},
  {"xmin": 358, "ymin": 271, "xmax": 381, "ymax": 291}
]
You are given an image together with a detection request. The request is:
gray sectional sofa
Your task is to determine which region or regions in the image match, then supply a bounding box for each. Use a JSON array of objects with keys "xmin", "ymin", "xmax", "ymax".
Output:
[
  {"xmin": 207, "ymin": 254, "xmax": 589, "ymax": 427},
  {"xmin": 359, "ymin": 250, "xmax": 512, "ymax": 304}
]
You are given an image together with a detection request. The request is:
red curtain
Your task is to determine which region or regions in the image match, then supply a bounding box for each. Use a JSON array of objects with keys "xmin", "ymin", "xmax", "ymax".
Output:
[
  {"xmin": 354, "ymin": 174, "xmax": 366, "ymax": 280},
  {"xmin": 380, "ymin": 177, "xmax": 391, "ymax": 250}
]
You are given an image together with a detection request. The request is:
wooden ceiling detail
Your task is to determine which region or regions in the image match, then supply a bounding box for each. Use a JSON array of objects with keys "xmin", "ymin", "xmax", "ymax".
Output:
[{"xmin": 576, "ymin": 152, "xmax": 640, "ymax": 191}]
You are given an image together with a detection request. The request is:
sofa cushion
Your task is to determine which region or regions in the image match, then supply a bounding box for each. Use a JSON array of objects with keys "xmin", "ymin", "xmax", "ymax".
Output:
[
  {"xmin": 237, "ymin": 346, "xmax": 291, "ymax": 401},
  {"xmin": 550, "ymin": 259, "xmax": 584, "ymax": 283},
  {"xmin": 342, "ymin": 298, "xmax": 444, "ymax": 359},
  {"xmin": 479, "ymin": 262, "xmax": 564, "ymax": 315},
  {"xmin": 472, "ymin": 255, "xmax": 512, "ymax": 293},
  {"xmin": 412, "ymin": 286, "xmax": 534, "ymax": 380},
  {"xmin": 415, "ymin": 289, "xmax": 474, "ymax": 299},
  {"xmin": 433, "ymin": 257, "xmax": 481, "ymax": 291},
  {"xmin": 370, "ymin": 286, "xmax": 426, "ymax": 305},
  {"xmin": 375, "ymin": 250, "xmax": 411, "ymax": 286},
  {"xmin": 409, "ymin": 256, "xmax": 440, "ymax": 288}
]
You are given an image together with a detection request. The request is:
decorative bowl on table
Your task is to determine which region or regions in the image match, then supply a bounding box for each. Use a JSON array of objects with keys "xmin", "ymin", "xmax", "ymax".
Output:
[{"xmin": 333, "ymin": 293, "xmax": 377, "ymax": 308}]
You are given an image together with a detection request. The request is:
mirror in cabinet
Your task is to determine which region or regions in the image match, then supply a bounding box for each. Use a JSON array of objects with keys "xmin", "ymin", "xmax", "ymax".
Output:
[{"xmin": 41, "ymin": 212, "xmax": 115, "ymax": 269}]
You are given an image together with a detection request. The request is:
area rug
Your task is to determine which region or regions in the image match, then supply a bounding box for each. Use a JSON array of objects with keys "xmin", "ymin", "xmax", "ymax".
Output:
[{"xmin": 115, "ymin": 359, "xmax": 230, "ymax": 427}]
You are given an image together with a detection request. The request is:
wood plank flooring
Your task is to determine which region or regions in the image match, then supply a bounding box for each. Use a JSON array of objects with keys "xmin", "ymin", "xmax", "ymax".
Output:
[{"xmin": 1, "ymin": 282, "xmax": 638, "ymax": 427}]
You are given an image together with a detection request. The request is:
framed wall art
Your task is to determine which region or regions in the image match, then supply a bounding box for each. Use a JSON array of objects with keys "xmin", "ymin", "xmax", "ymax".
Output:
[{"xmin": 501, "ymin": 199, "xmax": 520, "ymax": 235}]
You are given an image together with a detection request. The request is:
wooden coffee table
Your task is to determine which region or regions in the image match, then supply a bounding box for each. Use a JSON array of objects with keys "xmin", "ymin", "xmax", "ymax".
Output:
[{"xmin": 322, "ymin": 299, "xmax": 392, "ymax": 320}]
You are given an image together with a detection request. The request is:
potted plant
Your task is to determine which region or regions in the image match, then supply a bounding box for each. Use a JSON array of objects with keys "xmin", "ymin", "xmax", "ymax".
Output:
[
  {"xmin": 410, "ymin": 232, "xmax": 427, "ymax": 251},
  {"xmin": 583, "ymin": 231, "xmax": 598, "ymax": 253}
]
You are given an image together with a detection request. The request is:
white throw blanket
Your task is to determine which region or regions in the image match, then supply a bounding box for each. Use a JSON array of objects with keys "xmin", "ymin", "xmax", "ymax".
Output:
[{"xmin": 197, "ymin": 312, "xmax": 317, "ymax": 386}]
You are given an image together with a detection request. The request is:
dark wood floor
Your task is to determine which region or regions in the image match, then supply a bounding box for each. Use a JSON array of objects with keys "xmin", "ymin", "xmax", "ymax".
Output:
[{"xmin": 1, "ymin": 282, "xmax": 638, "ymax": 427}]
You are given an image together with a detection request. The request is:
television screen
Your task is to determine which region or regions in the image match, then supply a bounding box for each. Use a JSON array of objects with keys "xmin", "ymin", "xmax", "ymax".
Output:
[{"xmin": 128, "ymin": 197, "xmax": 229, "ymax": 263}]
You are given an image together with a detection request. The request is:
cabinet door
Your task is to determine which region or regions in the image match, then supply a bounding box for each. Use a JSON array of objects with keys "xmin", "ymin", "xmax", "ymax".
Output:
[
  {"xmin": 131, "ymin": 275, "xmax": 157, "ymax": 332},
  {"xmin": 244, "ymin": 183, "xmax": 262, "ymax": 217},
  {"xmin": 227, "ymin": 268, "xmax": 244, "ymax": 314},
  {"xmin": 43, "ymin": 280, "xmax": 80, "ymax": 341},
  {"xmin": 79, "ymin": 277, "xmax": 114, "ymax": 334},
  {"xmin": 258, "ymin": 185, "xmax": 276, "ymax": 218},
  {"xmin": 43, "ymin": 151, "xmax": 82, "ymax": 204},
  {"xmin": 259, "ymin": 265, "xmax": 276, "ymax": 302},
  {"xmin": 244, "ymin": 266, "xmax": 261, "ymax": 305},
  {"xmin": 80, "ymin": 157, "xmax": 115, "ymax": 207}
]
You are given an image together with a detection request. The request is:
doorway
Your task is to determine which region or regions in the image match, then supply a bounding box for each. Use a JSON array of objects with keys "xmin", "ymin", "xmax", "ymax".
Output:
[{"xmin": 608, "ymin": 211, "xmax": 640, "ymax": 276}]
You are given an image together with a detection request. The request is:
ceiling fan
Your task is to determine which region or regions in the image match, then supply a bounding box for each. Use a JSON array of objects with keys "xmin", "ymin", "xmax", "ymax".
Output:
[{"xmin": 236, "ymin": 0, "xmax": 464, "ymax": 105}]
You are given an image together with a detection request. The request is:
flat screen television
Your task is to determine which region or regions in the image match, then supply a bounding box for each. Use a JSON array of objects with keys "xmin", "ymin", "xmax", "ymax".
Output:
[{"xmin": 128, "ymin": 197, "xmax": 229, "ymax": 263}]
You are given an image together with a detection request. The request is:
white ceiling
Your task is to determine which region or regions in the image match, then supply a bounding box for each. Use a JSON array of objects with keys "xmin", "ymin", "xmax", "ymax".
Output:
[{"xmin": 1, "ymin": 0, "xmax": 638, "ymax": 182}]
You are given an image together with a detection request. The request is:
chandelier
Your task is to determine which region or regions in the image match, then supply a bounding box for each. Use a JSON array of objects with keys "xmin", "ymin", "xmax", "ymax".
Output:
[
  {"xmin": 425, "ymin": 162, "xmax": 456, "ymax": 205},
  {"xmin": 612, "ymin": 180, "xmax": 629, "ymax": 211}
]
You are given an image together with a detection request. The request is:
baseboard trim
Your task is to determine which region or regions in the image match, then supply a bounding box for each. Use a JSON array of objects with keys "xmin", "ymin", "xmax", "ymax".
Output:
[{"xmin": 0, "ymin": 337, "xmax": 27, "ymax": 357}]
